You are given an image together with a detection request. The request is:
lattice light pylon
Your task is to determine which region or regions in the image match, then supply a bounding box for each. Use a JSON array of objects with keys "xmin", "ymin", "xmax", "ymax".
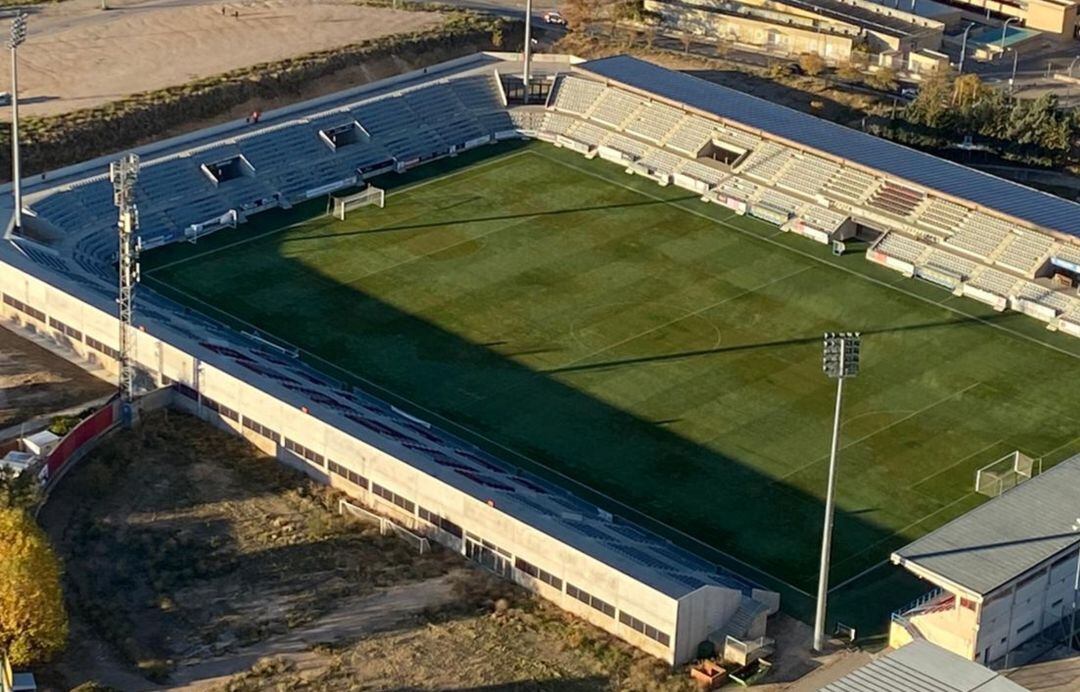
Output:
[{"xmin": 111, "ymin": 153, "xmax": 140, "ymax": 403}]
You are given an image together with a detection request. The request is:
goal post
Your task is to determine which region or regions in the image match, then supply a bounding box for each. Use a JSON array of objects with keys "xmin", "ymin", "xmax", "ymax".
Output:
[
  {"xmin": 330, "ymin": 185, "xmax": 385, "ymax": 220},
  {"xmin": 975, "ymin": 450, "xmax": 1041, "ymax": 497}
]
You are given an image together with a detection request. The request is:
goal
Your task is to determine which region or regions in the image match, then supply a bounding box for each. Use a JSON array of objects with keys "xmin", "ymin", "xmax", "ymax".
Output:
[
  {"xmin": 975, "ymin": 450, "xmax": 1042, "ymax": 497},
  {"xmin": 330, "ymin": 185, "xmax": 385, "ymax": 220}
]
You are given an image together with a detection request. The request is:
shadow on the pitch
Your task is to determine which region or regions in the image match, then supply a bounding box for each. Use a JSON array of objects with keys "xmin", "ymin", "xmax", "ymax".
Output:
[
  {"xmin": 286, "ymin": 196, "xmax": 699, "ymax": 243},
  {"xmin": 545, "ymin": 312, "xmax": 1013, "ymax": 376}
]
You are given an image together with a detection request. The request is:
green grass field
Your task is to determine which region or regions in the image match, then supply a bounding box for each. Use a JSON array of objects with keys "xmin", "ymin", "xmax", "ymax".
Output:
[{"xmin": 145, "ymin": 141, "xmax": 1080, "ymax": 628}]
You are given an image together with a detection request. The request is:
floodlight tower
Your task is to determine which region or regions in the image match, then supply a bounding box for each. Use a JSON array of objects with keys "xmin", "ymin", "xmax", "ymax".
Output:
[
  {"xmin": 522, "ymin": 0, "xmax": 533, "ymax": 103},
  {"xmin": 813, "ymin": 331, "xmax": 861, "ymax": 652},
  {"xmin": 8, "ymin": 13, "xmax": 27, "ymax": 231},
  {"xmin": 111, "ymin": 153, "xmax": 140, "ymax": 408}
]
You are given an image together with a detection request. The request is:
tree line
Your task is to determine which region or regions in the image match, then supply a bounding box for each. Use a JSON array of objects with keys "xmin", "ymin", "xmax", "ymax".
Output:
[{"xmin": 873, "ymin": 72, "xmax": 1080, "ymax": 169}]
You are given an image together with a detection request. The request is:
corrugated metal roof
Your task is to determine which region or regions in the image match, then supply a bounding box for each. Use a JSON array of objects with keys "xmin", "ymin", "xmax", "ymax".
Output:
[
  {"xmin": 892, "ymin": 455, "xmax": 1080, "ymax": 596},
  {"xmin": 578, "ymin": 55, "xmax": 1080, "ymax": 238},
  {"xmin": 821, "ymin": 640, "xmax": 1028, "ymax": 692}
]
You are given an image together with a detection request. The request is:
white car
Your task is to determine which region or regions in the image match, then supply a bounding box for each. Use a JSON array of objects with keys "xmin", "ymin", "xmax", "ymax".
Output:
[{"xmin": 542, "ymin": 10, "xmax": 566, "ymax": 25}]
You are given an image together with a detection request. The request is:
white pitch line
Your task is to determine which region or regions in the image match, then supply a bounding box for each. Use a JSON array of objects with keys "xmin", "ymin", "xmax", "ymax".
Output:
[
  {"xmin": 551, "ymin": 266, "xmax": 811, "ymax": 372},
  {"xmin": 777, "ymin": 382, "xmax": 982, "ymax": 482},
  {"xmin": 146, "ymin": 149, "xmax": 533, "ymax": 274},
  {"xmin": 828, "ymin": 559, "xmax": 889, "ymax": 594},
  {"xmin": 143, "ymin": 275, "xmax": 812, "ymax": 599},
  {"xmin": 828, "ymin": 491, "xmax": 978, "ymax": 575},
  {"xmin": 534, "ymin": 150, "xmax": 1080, "ymax": 363},
  {"xmin": 910, "ymin": 438, "xmax": 1005, "ymax": 491}
]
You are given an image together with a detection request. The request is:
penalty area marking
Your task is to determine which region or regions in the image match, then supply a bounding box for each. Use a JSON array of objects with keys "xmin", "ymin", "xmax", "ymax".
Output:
[
  {"xmin": 532, "ymin": 150, "xmax": 1080, "ymax": 364},
  {"xmin": 141, "ymin": 275, "xmax": 812, "ymax": 600},
  {"xmin": 144, "ymin": 149, "xmax": 534, "ymax": 275}
]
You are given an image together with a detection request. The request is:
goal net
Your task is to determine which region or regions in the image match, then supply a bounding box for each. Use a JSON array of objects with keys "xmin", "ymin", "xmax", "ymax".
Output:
[
  {"xmin": 330, "ymin": 185, "xmax": 385, "ymax": 220},
  {"xmin": 975, "ymin": 451, "xmax": 1041, "ymax": 497}
]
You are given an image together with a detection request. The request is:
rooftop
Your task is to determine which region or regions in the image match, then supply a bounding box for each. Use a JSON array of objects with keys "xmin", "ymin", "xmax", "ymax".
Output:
[
  {"xmin": 892, "ymin": 454, "xmax": 1080, "ymax": 597},
  {"xmin": 820, "ymin": 640, "xmax": 1029, "ymax": 692},
  {"xmin": 578, "ymin": 55, "xmax": 1080, "ymax": 239}
]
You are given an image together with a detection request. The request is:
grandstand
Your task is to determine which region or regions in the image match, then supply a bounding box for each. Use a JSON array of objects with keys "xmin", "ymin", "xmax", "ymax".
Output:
[{"xmin": 3, "ymin": 51, "xmax": 1080, "ymax": 663}]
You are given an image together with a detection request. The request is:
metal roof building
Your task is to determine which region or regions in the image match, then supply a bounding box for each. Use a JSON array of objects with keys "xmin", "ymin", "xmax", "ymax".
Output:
[
  {"xmin": 889, "ymin": 456, "xmax": 1080, "ymax": 668},
  {"xmin": 820, "ymin": 640, "xmax": 1029, "ymax": 692},
  {"xmin": 579, "ymin": 55, "xmax": 1080, "ymax": 239},
  {"xmin": 892, "ymin": 455, "xmax": 1080, "ymax": 597}
]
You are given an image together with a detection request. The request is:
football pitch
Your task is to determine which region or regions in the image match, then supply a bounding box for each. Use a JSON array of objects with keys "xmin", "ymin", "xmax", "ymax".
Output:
[{"xmin": 144, "ymin": 141, "xmax": 1080, "ymax": 623}]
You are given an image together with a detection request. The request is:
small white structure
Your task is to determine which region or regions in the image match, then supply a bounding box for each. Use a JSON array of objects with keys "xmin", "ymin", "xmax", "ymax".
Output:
[
  {"xmin": 22, "ymin": 430, "xmax": 59, "ymax": 457},
  {"xmin": 0, "ymin": 450, "xmax": 36, "ymax": 475}
]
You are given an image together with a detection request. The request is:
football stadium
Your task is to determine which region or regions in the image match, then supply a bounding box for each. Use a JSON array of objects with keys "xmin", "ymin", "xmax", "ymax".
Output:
[{"xmin": 3, "ymin": 51, "xmax": 1080, "ymax": 663}]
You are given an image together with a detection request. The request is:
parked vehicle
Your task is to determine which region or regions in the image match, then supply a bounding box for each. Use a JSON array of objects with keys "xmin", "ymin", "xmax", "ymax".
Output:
[{"xmin": 542, "ymin": 10, "xmax": 566, "ymax": 25}]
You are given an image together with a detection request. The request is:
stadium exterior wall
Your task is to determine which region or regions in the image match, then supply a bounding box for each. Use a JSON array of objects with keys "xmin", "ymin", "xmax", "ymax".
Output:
[{"xmin": 0, "ymin": 259, "xmax": 748, "ymax": 665}]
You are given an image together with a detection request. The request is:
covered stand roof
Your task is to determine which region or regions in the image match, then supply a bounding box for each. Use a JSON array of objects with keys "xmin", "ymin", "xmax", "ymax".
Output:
[
  {"xmin": 892, "ymin": 455, "xmax": 1080, "ymax": 597},
  {"xmin": 579, "ymin": 55, "xmax": 1080, "ymax": 239}
]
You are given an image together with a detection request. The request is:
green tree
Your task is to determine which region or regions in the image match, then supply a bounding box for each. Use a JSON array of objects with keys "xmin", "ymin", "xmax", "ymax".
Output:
[
  {"xmin": 0, "ymin": 467, "xmax": 41, "ymax": 512},
  {"xmin": 0, "ymin": 508, "xmax": 68, "ymax": 665}
]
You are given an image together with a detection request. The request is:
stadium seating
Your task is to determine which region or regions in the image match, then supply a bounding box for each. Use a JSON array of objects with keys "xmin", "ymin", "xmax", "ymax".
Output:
[
  {"xmin": 716, "ymin": 176, "xmax": 760, "ymax": 204},
  {"xmin": 20, "ymin": 66, "xmax": 1080, "ymax": 346},
  {"xmin": 774, "ymin": 155, "xmax": 838, "ymax": 200},
  {"xmin": 795, "ymin": 204, "xmax": 849, "ymax": 234},
  {"xmin": 924, "ymin": 248, "xmax": 979, "ymax": 280},
  {"xmin": 968, "ymin": 267, "xmax": 1021, "ymax": 298},
  {"xmin": 550, "ymin": 75, "xmax": 606, "ymax": 116},
  {"xmin": 665, "ymin": 116, "xmax": 715, "ymax": 157},
  {"xmin": 823, "ymin": 166, "xmax": 880, "ymax": 204},
  {"xmin": 603, "ymin": 133, "xmax": 649, "ymax": 160},
  {"xmin": 677, "ymin": 160, "xmax": 729, "ymax": 187},
  {"xmin": 563, "ymin": 120, "xmax": 607, "ymax": 148},
  {"xmin": 714, "ymin": 124, "xmax": 761, "ymax": 151},
  {"xmin": 637, "ymin": 148, "xmax": 684, "ymax": 178},
  {"xmin": 867, "ymin": 182, "xmax": 925, "ymax": 219},
  {"xmin": 911, "ymin": 197, "xmax": 970, "ymax": 240},
  {"xmin": 589, "ymin": 89, "xmax": 648, "ymax": 129},
  {"xmin": 737, "ymin": 142, "xmax": 794, "ymax": 184},
  {"xmin": 625, "ymin": 101, "xmax": 684, "ymax": 144},
  {"xmin": 994, "ymin": 231, "xmax": 1055, "ymax": 277},
  {"xmin": 876, "ymin": 232, "xmax": 932, "ymax": 265},
  {"xmin": 944, "ymin": 213, "xmax": 1013, "ymax": 261}
]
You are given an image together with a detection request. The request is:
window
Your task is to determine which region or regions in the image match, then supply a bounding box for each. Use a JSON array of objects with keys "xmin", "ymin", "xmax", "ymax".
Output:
[
  {"xmin": 86, "ymin": 336, "xmax": 121, "ymax": 360},
  {"xmin": 242, "ymin": 416, "xmax": 280, "ymax": 443},
  {"xmin": 284, "ymin": 438, "xmax": 325, "ymax": 467},
  {"xmin": 618, "ymin": 610, "xmax": 670, "ymax": 646},
  {"xmin": 372, "ymin": 483, "xmax": 415, "ymax": 513},
  {"xmin": 514, "ymin": 557, "xmax": 562, "ymax": 590},
  {"xmin": 174, "ymin": 381, "xmax": 198, "ymax": 400},
  {"xmin": 327, "ymin": 460, "xmax": 370, "ymax": 489},
  {"xmin": 1017, "ymin": 620, "xmax": 1035, "ymax": 634},
  {"xmin": 48, "ymin": 317, "xmax": 83, "ymax": 341},
  {"xmin": 565, "ymin": 583, "xmax": 615, "ymax": 618},
  {"xmin": 3, "ymin": 294, "xmax": 45, "ymax": 322},
  {"xmin": 418, "ymin": 506, "xmax": 463, "ymax": 538},
  {"xmin": 201, "ymin": 396, "xmax": 239, "ymax": 422}
]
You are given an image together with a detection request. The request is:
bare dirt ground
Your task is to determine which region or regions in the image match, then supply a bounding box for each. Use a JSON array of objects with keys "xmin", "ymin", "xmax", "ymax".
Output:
[
  {"xmin": 0, "ymin": 323, "xmax": 113, "ymax": 432},
  {"xmin": 35, "ymin": 411, "xmax": 708, "ymax": 691},
  {"xmin": 1, "ymin": 0, "xmax": 443, "ymax": 117}
]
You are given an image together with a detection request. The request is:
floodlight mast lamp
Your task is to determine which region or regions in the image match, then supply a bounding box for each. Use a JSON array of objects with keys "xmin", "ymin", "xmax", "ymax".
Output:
[
  {"xmin": 111, "ymin": 153, "xmax": 140, "ymax": 406},
  {"xmin": 522, "ymin": 0, "xmax": 533, "ymax": 103},
  {"xmin": 813, "ymin": 331, "xmax": 861, "ymax": 653},
  {"xmin": 8, "ymin": 13, "xmax": 26, "ymax": 232}
]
